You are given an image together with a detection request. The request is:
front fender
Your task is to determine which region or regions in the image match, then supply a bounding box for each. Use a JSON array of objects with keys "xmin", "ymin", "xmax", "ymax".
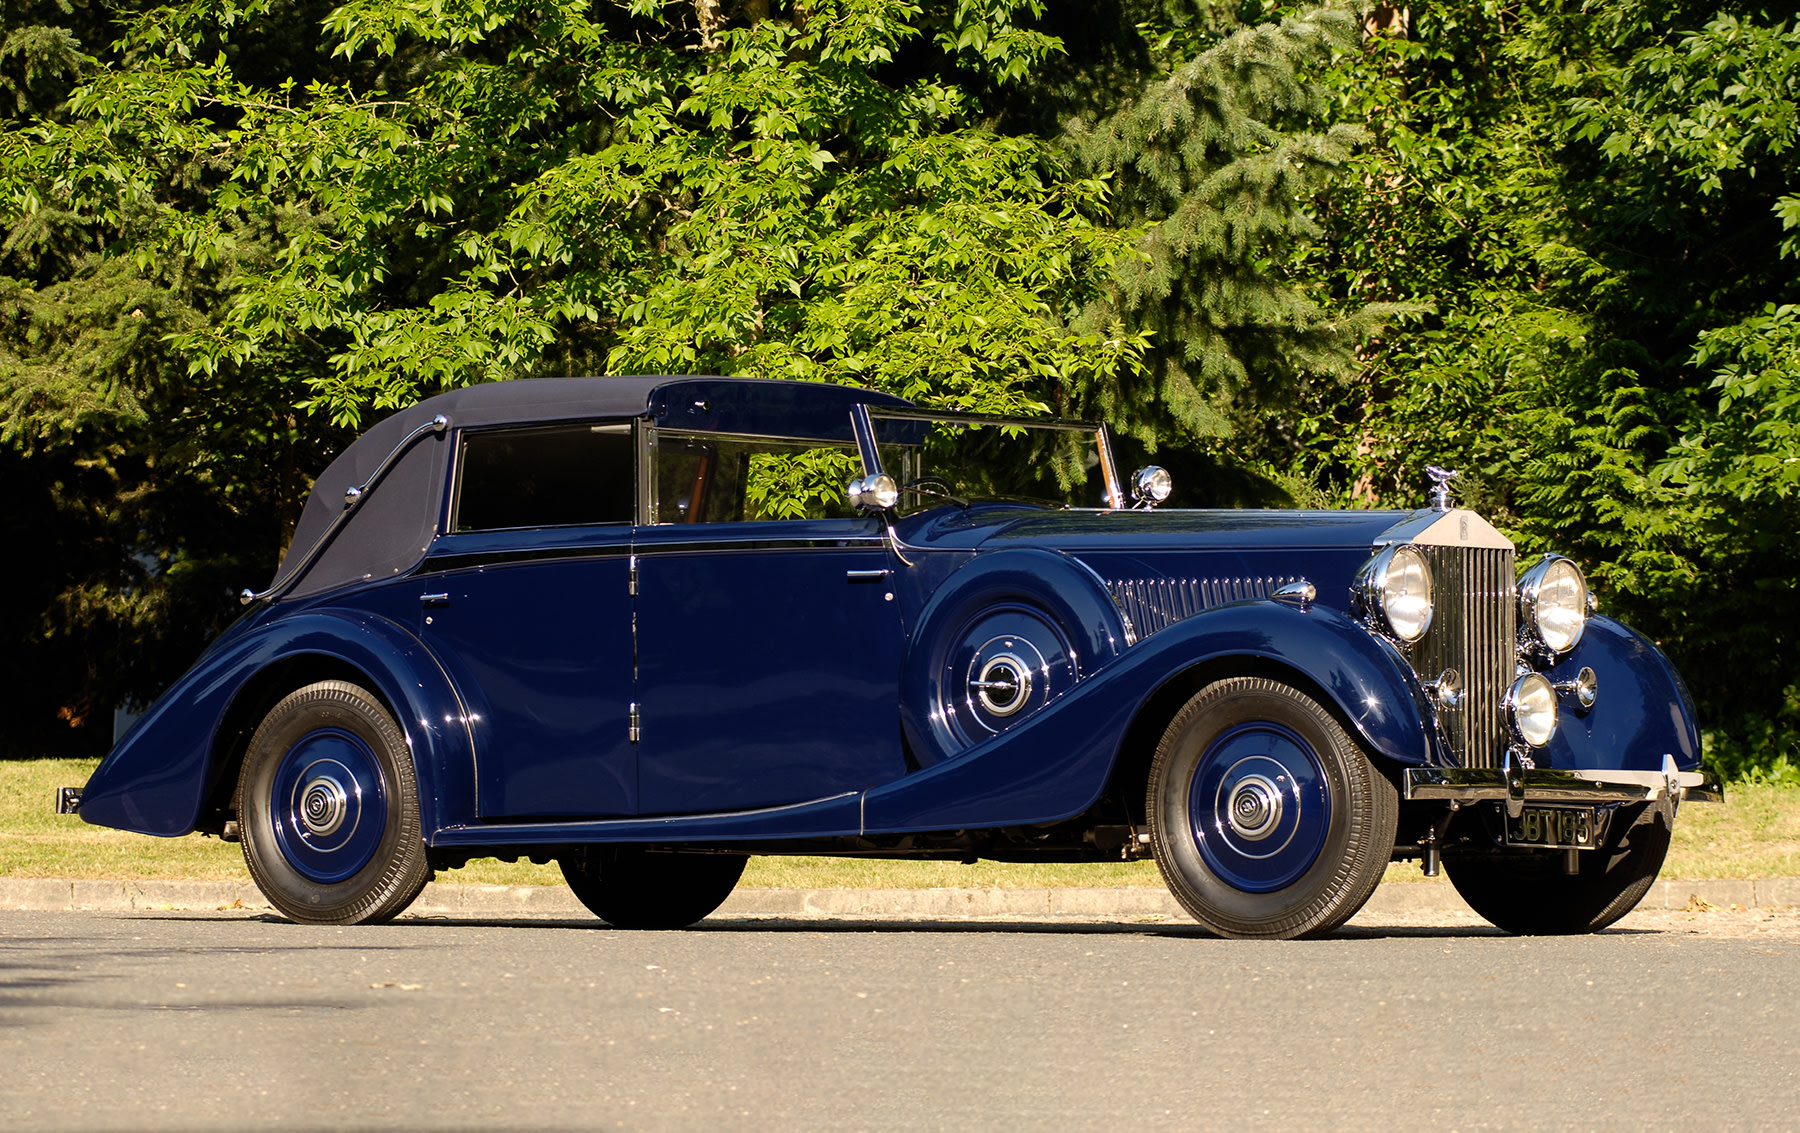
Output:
[
  {"xmin": 79, "ymin": 610, "xmax": 475, "ymax": 838},
  {"xmin": 1540, "ymin": 615, "xmax": 1701, "ymax": 773},
  {"xmin": 864, "ymin": 600, "xmax": 1431, "ymax": 833}
]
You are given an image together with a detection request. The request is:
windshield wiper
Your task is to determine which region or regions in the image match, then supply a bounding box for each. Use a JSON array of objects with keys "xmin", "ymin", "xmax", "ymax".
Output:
[{"xmin": 901, "ymin": 478, "xmax": 970, "ymax": 509}]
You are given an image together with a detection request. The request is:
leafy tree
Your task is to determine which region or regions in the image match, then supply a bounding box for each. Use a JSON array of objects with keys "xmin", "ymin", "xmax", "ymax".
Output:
[
  {"xmin": 0, "ymin": 0, "xmax": 1153, "ymax": 751},
  {"xmin": 1259, "ymin": 0, "xmax": 1800, "ymax": 774},
  {"xmin": 1067, "ymin": 8, "xmax": 1396, "ymax": 450}
]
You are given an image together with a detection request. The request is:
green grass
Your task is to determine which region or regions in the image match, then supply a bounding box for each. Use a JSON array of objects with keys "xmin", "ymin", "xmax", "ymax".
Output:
[{"xmin": 6, "ymin": 757, "xmax": 1795, "ymax": 887}]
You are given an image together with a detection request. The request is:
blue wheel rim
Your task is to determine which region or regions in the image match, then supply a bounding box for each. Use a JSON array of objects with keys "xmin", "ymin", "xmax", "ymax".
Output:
[
  {"xmin": 269, "ymin": 727, "xmax": 387, "ymax": 884},
  {"xmin": 1187, "ymin": 721, "xmax": 1329, "ymax": 893}
]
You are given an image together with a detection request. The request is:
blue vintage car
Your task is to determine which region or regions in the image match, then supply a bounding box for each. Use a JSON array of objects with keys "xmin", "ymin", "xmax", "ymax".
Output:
[{"xmin": 68, "ymin": 376, "xmax": 1720, "ymax": 937}]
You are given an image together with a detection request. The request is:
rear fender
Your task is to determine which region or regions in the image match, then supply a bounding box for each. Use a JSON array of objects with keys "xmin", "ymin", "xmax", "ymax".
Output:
[
  {"xmin": 79, "ymin": 611, "xmax": 475, "ymax": 838},
  {"xmin": 864, "ymin": 601, "xmax": 1432, "ymax": 832}
]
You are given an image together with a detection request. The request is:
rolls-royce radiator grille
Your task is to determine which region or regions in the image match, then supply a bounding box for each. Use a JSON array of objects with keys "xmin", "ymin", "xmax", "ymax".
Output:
[
  {"xmin": 1106, "ymin": 576, "xmax": 1302, "ymax": 641},
  {"xmin": 1410, "ymin": 545, "xmax": 1516, "ymax": 770}
]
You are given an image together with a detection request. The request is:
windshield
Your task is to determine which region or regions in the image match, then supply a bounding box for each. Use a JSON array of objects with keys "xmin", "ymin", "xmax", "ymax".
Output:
[{"xmin": 869, "ymin": 410, "xmax": 1122, "ymax": 514}]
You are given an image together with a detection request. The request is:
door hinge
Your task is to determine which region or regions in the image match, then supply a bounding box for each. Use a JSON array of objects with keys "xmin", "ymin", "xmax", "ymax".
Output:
[
  {"xmin": 629, "ymin": 702, "xmax": 640, "ymax": 744},
  {"xmin": 628, "ymin": 554, "xmax": 638, "ymax": 596}
]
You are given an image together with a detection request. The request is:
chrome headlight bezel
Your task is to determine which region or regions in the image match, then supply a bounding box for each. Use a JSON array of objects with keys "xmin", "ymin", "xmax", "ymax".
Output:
[
  {"xmin": 1519, "ymin": 554, "xmax": 1589, "ymax": 656},
  {"xmin": 1356, "ymin": 544, "xmax": 1435, "ymax": 644},
  {"xmin": 1505, "ymin": 672, "xmax": 1559, "ymax": 748}
]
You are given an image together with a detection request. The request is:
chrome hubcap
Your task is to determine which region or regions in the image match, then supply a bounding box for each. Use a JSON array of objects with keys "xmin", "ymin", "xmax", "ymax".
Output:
[
  {"xmin": 299, "ymin": 774, "xmax": 349, "ymax": 837},
  {"xmin": 270, "ymin": 734, "xmax": 383, "ymax": 885},
  {"xmin": 972, "ymin": 654, "xmax": 1033, "ymax": 716},
  {"xmin": 1226, "ymin": 773, "xmax": 1284, "ymax": 841}
]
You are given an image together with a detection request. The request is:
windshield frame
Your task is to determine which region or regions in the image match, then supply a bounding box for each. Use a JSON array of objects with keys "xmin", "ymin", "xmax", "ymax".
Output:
[{"xmin": 850, "ymin": 404, "xmax": 1126, "ymax": 512}]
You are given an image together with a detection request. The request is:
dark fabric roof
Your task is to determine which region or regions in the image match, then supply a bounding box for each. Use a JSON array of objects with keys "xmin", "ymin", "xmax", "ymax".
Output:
[{"xmin": 269, "ymin": 377, "xmax": 911, "ymax": 601}]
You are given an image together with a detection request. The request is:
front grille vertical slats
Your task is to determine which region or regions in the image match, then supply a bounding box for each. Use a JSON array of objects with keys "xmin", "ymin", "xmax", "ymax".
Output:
[{"xmin": 1412, "ymin": 545, "xmax": 1514, "ymax": 768}]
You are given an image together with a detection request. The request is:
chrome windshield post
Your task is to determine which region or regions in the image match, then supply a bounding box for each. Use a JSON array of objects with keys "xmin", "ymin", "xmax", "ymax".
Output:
[
  {"xmin": 1096, "ymin": 424, "xmax": 1125, "ymax": 510},
  {"xmin": 849, "ymin": 403, "xmax": 883, "ymax": 477}
]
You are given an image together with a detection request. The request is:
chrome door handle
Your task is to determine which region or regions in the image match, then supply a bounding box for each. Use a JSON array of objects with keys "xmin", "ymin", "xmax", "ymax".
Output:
[
  {"xmin": 420, "ymin": 592, "xmax": 450, "ymax": 608},
  {"xmin": 845, "ymin": 570, "xmax": 890, "ymax": 583}
]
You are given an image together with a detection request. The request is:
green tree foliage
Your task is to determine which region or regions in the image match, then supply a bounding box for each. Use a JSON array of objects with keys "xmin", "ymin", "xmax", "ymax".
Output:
[
  {"xmin": 7, "ymin": 0, "xmax": 1795, "ymax": 779},
  {"xmin": 17, "ymin": 0, "xmax": 1144, "ymax": 425},
  {"xmin": 1258, "ymin": 1, "xmax": 1800, "ymax": 774},
  {"xmin": 1067, "ymin": 7, "xmax": 1401, "ymax": 450},
  {"xmin": 1, "ymin": 0, "xmax": 1156, "ymax": 751},
  {"xmin": 0, "ymin": 0, "xmax": 347, "ymax": 751}
]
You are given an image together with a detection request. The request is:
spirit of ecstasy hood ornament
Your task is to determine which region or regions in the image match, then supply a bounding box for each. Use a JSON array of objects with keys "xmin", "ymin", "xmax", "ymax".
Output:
[{"xmin": 1426, "ymin": 465, "xmax": 1459, "ymax": 511}]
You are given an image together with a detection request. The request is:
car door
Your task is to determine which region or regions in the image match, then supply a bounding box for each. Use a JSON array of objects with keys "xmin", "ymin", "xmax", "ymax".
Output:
[
  {"xmin": 415, "ymin": 420, "xmax": 638, "ymax": 818},
  {"xmin": 632, "ymin": 431, "xmax": 907, "ymax": 816}
]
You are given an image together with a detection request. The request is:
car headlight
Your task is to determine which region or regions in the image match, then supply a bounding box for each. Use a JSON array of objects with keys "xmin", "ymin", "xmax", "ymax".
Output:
[
  {"xmin": 1519, "ymin": 554, "xmax": 1589, "ymax": 654},
  {"xmin": 1357, "ymin": 545, "xmax": 1434, "ymax": 643},
  {"xmin": 1506, "ymin": 672, "xmax": 1559, "ymax": 747}
]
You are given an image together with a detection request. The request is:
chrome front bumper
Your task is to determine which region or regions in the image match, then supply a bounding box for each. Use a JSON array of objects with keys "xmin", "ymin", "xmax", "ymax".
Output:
[{"xmin": 1404, "ymin": 759, "xmax": 1724, "ymax": 807}]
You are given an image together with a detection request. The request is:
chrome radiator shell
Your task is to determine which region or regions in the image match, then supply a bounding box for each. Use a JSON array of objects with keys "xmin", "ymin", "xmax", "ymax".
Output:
[{"xmin": 1409, "ymin": 543, "xmax": 1517, "ymax": 770}]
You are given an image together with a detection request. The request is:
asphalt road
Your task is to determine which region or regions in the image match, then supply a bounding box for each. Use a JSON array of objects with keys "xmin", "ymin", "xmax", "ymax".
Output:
[{"xmin": 3, "ymin": 908, "xmax": 1797, "ymax": 1130}]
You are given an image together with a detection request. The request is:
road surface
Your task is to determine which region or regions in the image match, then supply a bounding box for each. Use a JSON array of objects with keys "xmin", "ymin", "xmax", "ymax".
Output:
[{"xmin": 3, "ymin": 906, "xmax": 1796, "ymax": 1129}]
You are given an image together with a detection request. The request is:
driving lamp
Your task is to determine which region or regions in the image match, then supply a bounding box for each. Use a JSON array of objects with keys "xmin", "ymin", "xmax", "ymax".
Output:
[
  {"xmin": 847, "ymin": 474, "xmax": 899, "ymax": 511},
  {"xmin": 1131, "ymin": 466, "xmax": 1173, "ymax": 506},
  {"xmin": 1506, "ymin": 672, "xmax": 1559, "ymax": 748}
]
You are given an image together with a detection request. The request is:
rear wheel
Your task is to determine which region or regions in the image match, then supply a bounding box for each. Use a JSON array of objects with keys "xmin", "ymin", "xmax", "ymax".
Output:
[
  {"xmin": 1443, "ymin": 798, "xmax": 1672, "ymax": 935},
  {"xmin": 560, "ymin": 848, "xmax": 747, "ymax": 929},
  {"xmin": 236, "ymin": 680, "xmax": 431, "ymax": 925},
  {"xmin": 1147, "ymin": 677, "xmax": 1398, "ymax": 939}
]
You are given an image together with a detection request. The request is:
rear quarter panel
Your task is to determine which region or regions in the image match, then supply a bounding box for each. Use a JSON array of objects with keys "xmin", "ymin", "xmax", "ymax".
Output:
[{"xmin": 79, "ymin": 608, "xmax": 476, "ymax": 837}]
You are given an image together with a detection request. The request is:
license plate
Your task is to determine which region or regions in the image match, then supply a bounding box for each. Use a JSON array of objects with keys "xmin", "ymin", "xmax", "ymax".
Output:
[{"xmin": 1504, "ymin": 806, "xmax": 1599, "ymax": 850}]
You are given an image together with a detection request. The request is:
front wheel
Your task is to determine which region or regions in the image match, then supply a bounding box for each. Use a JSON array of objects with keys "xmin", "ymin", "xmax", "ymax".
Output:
[
  {"xmin": 1147, "ymin": 677, "xmax": 1398, "ymax": 939},
  {"xmin": 236, "ymin": 680, "xmax": 432, "ymax": 925},
  {"xmin": 1443, "ymin": 798, "xmax": 1673, "ymax": 935},
  {"xmin": 560, "ymin": 848, "xmax": 747, "ymax": 929}
]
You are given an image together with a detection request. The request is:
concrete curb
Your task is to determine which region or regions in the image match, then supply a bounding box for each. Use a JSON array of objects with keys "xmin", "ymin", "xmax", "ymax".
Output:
[{"xmin": 1, "ymin": 876, "xmax": 1795, "ymax": 919}]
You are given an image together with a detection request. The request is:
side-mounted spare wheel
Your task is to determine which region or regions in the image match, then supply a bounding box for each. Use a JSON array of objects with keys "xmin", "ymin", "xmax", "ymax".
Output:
[
  {"xmin": 900, "ymin": 548, "xmax": 1127, "ymax": 766},
  {"xmin": 236, "ymin": 680, "xmax": 432, "ymax": 925},
  {"xmin": 1147, "ymin": 676, "xmax": 1399, "ymax": 939}
]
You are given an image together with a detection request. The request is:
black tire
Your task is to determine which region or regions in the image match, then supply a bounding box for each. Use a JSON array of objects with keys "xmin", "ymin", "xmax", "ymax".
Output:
[
  {"xmin": 560, "ymin": 848, "xmax": 747, "ymax": 929},
  {"xmin": 236, "ymin": 680, "xmax": 431, "ymax": 925},
  {"xmin": 1147, "ymin": 677, "xmax": 1399, "ymax": 939},
  {"xmin": 1443, "ymin": 797, "xmax": 1673, "ymax": 935}
]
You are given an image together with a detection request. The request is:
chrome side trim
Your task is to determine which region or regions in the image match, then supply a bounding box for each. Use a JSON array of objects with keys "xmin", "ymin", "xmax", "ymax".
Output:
[
  {"xmin": 429, "ymin": 790, "xmax": 863, "ymax": 846},
  {"xmin": 241, "ymin": 413, "xmax": 450, "ymax": 606},
  {"xmin": 1404, "ymin": 766, "xmax": 1724, "ymax": 804}
]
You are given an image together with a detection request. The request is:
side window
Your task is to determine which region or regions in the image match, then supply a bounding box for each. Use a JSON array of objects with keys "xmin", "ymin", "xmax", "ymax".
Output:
[
  {"xmin": 454, "ymin": 423, "xmax": 634, "ymax": 532},
  {"xmin": 652, "ymin": 434, "xmax": 861, "ymax": 523}
]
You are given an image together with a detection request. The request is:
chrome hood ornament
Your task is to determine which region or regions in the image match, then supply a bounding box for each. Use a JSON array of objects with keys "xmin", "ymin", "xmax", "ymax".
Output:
[{"xmin": 1426, "ymin": 465, "xmax": 1459, "ymax": 512}]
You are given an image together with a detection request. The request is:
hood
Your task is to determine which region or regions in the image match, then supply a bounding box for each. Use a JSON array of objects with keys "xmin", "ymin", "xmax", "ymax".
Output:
[{"xmin": 899, "ymin": 506, "xmax": 1416, "ymax": 554}]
